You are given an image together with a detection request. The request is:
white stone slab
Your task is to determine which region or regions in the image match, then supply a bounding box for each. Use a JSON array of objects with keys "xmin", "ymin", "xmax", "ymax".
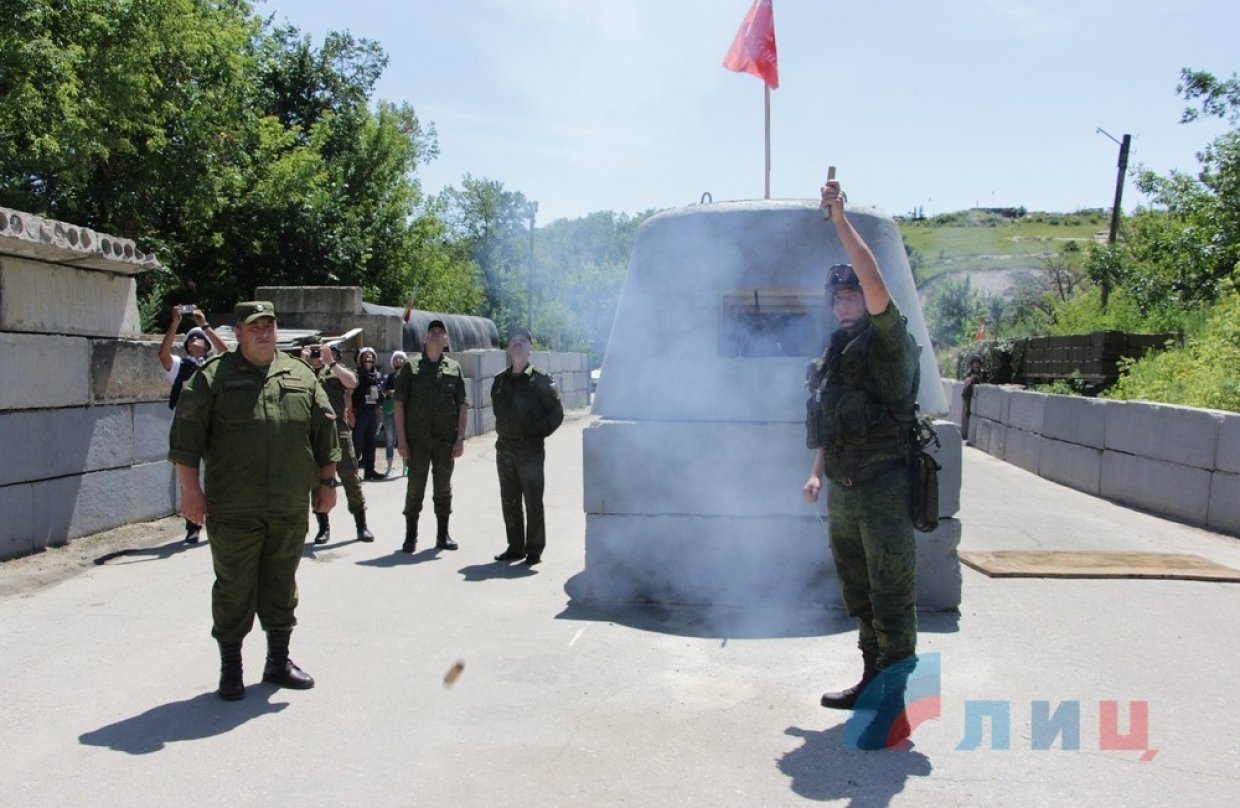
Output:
[
  {"xmin": 0, "ymin": 332, "xmax": 91, "ymax": 410},
  {"xmin": 1038, "ymin": 439, "xmax": 1102, "ymax": 496},
  {"xmin": 1208, "ymin": 471, "xmax": 1240, "ymax": 537},
  {"xmin": 0, "ymin": 405, "xmax": 134, "ymax": 486},
  {"xmin": 0, "ymin": 256, "xmax": 141, "ymax": 338},
  {"xmin": 1105, "ymin": 401, "xmax": 1222, "ymax": 468},
  {"xmin": 1101, "ymin": 451, "xmax": 1211, "ymax": 526}
]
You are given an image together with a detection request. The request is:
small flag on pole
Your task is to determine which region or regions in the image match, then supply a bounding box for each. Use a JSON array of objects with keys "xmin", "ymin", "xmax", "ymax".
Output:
[
  {"xmin": 975, "ymin": 320, "xmax": 987, "ymax": 342},
  {"xmin": 722, "ymin": 0, "xmax": 779, "ymax": 89}
]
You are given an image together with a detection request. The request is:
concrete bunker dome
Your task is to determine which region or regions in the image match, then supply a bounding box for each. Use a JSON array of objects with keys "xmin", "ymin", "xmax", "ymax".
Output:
[{"xmin": 581, "ymin": 199, "xmax": 961, "ymax": 611}]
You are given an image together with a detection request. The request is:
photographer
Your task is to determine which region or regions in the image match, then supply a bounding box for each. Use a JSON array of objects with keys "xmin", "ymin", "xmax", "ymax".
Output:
[
  {"xmin": 159, "ymin": 304, "xmax": 226, "ymax": 543},
  {"xmin": 352, "ymin": 347, "xmax": 385, "ymax": 481}
]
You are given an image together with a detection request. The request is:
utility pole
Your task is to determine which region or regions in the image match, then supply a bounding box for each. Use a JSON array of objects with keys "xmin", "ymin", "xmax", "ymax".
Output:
[
  {"xmin": 1097, "ymin": 128, "xmax": 1131, "ymax": 310},
  {"xmin": 527, "ymin": 201, "xmax": 538, "ymax": 331}
]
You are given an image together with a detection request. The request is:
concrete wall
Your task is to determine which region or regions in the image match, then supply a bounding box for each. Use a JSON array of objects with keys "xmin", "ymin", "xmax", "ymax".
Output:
[
  {"xmin": 1, "ymin": 208, "xmax": 170, "ymax": 560},
  {"xmin": 947, "ymin": 380, "xmax": 1240, "ymax": 537}
]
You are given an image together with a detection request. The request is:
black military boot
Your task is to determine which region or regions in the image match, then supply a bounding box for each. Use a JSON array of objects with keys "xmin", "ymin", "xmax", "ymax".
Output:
[
  {"xmin": 401, "ymin": 516, "xmax": 418, "ymax": 553},
  {"xmin": 261, "ymin": 630, "xmax": 314, "ymax": 690},
  {"xmin": 185, "ymin": 519, "xmax": 202, "ymax": 544},
  {"xmin": 217, "ymin": 640, "xmax": 245, "ymax": 701},
  {"xmin": 312, "ymin": 512, "xmax": 330, "ymax": 545},
  {"xmin": 435, "ymin": 513, "xmax": 458, "ymax": 550},
  {"xmin": 821, "ymin": 652, "xmax": 879, "ymax": 710},
  {"xmin": 353, "ymin": 509, "xmax": 375, "ymax": 542}
]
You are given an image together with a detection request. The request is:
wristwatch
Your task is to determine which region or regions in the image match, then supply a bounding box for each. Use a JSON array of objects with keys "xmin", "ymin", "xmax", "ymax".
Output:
[{"xmin": 318, "ymin": 477, "xmax": 339, "ymax": 488}]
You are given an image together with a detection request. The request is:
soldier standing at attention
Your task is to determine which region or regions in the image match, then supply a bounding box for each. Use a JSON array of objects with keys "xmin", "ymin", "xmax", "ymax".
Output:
[
  {"xmin": 801, "ymin": 179, "xmax": 921, "ymax": 749},
  {"xmin": 302, "ymin": 341, "xmax": 374, "ymax": 544},
  {"xmin": 393, "ymin": 319, "xmax": 469, "ymax": 553},
  {"xmin": 491, "ymin": 327, "xmax": 564, "ymax": 566},
  {"xmin": 169, "ymin": 301, "xmax": 341, "ymax": 701}
]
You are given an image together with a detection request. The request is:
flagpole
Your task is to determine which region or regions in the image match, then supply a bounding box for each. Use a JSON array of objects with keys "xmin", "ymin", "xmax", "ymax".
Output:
[{"xmin": 764, "ymin": 84, "xmax": 771, "ymax": 199}]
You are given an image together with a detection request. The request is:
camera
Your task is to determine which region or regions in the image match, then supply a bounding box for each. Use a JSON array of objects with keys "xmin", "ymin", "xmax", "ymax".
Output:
[
  {"xmin": 309, "ymin": 347, "xmax": 321, "ymax": 358},
  {"xmin": 180, "ymin": 304, "xmax": 196, "ymax": 316}
]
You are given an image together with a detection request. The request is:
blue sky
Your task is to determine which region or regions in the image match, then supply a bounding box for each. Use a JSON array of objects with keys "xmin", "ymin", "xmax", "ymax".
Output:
[{"xmin": 260, "ymin": 0, "xmax": 1239, "ymax": 224}]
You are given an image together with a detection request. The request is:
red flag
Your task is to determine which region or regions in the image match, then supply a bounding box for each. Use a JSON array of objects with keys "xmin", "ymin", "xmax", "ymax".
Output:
[
  {"xmin": 974, "ymin": 320, "xmax": 986, "ymax": 341},
  {"xmin": 722, "ymin": 0, "xmax": 779, "ymax": 89}
]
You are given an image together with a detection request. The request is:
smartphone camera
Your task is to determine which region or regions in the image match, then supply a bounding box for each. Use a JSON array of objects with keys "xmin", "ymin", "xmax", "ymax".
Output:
[
  {"xmin": 309, "ymin": 347, "xmax": 321, "ymax": 359},
  {"xmin": 180, "ymin": 304, "xmax": 196, "ymax": 315}
]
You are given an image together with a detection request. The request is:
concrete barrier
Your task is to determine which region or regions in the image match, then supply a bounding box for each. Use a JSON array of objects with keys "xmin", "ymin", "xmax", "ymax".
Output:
[
  {"xmin": 0, "ymin": 332, "xmax": 92, "ymax": 410},
  {"xmin": 0, "ymin": 255, "xmax": 142, "ymax": 338},
  {"xmin": 952, "ymin": 380, "xmax": 1240, "ymax": 536}
]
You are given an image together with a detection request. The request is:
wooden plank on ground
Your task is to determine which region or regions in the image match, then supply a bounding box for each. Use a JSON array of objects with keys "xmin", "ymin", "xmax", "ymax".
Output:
[{"xmin": 959, "ymin": 551, "xmax": 1240, "ymax": 582}]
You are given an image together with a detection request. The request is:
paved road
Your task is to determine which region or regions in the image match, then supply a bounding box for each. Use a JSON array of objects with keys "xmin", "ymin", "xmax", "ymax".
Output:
[{"xmin": 2, "ymin": 412, "xmax": 1239, "ymax": 806}]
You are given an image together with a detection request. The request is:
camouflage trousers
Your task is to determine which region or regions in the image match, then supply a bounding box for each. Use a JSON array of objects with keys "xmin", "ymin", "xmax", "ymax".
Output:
[
  {"xmin": 826, "ymin": 466, "xmax": 917, "ymax": 670},
  {"xmin": 403, "ymin": 434, "xmax": 456, "ymax": 519},
  {"xmin": 496, "ymin": 443, "xmax": 546, "ymax": 557},
  {"xmin": 206, "ymin": 511, "xmax": 307, "ymax": 641},
  {"xmin": 337, "ymin": 425, "xmax": 365, "ymax": 514}
]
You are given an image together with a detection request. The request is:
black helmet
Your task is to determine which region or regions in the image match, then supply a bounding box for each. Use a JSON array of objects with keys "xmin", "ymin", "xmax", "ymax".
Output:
[{"xmin": 825, "ymin": 263, "xmax": 861, "ymax": 296}]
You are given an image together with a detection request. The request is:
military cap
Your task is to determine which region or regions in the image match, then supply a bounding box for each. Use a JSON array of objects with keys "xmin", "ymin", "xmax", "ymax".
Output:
[
  {"xmin": 234, "ymin": 300, "xmax": 277, "ymax": 324},
  {"xmin": 427, "ymin": 318, "xmax": 447, "ymax": 333}
]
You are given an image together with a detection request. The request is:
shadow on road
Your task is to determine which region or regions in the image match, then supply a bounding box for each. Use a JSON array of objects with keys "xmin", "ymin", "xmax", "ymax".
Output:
[
  {"xmin": 354, "ymin": 549, "xmax": 444, "ymax": 568},
  {"xmin": 778, "ymin": 723, "xmax": 932, "ymax": 806},
  {"xmin": 458, "ymin": 561, "xmax": 537, "ymax": 582},
  {"xmin": 94, "ymin": 539, "xmax": 201, "ymax": 566},
  {"xmin": 78, "ymin": 689, "xmax": 288, "ymax": 754}
]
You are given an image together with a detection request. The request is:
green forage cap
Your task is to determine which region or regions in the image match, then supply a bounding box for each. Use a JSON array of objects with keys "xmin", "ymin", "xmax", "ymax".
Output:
[{"xmin": 235, "ymin": 300, "xmax": 277, "ymax": 324}]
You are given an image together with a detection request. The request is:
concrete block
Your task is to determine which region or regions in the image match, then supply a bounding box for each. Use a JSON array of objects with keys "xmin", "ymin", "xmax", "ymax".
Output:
[
  {"xmin": 1105, "ymin": 401, "xmax": 1222, "ymax": 468},
  {"xmin": 972, "ymin": 385, "xmax": 1005, "ymax": 422},
  {"xmin": 0, "ymin": 333, "xmax": 91, "ymax": 410},
  {"xmin": 0, "ymin": 483, "xmax": 35, "ymax": 560},
  {"xmin": 0, "ymin": 256, "xmax": 142, "ymax": 338},
  {"xmin": 1208, "ymin": 471, "xmax": 1240, "ymax": 537},
  {"xmin": 1003, "ymin": 428, "xmax": 1045, "ymax": 475},
  {"xmin": 1101, "ymin": 451, "xmax": 1211, "ymax": 526},
  {"xmin": 134, "ymin": 402, "xmax": 174, "ymax": 463},
  {"xmin": 475, "ymin": 406, "xmax": 495, "ymax": 436},
  {"xmin": 981, "ymin": 421, "xmax": 1008, "ymax": 459},
  {"xmin": 0, "ymin": 405, "xmax": 133, "ymax": 486},
  {"xmin": 1041, "ymin": 394, "xmax": 1107, "ymax": 448},
  {"xmin": 1007, "ymin": 389, "xmax": 1047, "ymax": 433},
  {"xmin": 915, "ymin": 517, "xmax": 962, "ymax": 611},
  {"xmin": 584, "ymin": 420, "xmax": 815, "ymax": 518},
  {"xmin": 256, "ymin": 285, "xmax": 362, "ymax": 314},
  {"xmin": 929, "ymin": 419, "xmax": 962, "ymax": 518},
  {"xmin": 1218, "ymin": 414, "xmax": 1240, "ymax": 474},
  {"xmin": 31, "ymin": 461, "xmax": 177, "ymax": 547},
  {"xmin": 1038, "ymin": 439, "xmax": 1102, "ymax": 496},
  {"xmin": 943, "ymin": 379, "xmax": 965, "ymax": 427},
  {"xmin": 90, "ymin": 339, "xmax": 168, "ymax": 404},
  {"xmin": 454, "ymin": 350, "xmax": 508, "ymax": 380},
  {"xmin": 582, "ymin": 513, "xmax": 840, "ymax": 608}
]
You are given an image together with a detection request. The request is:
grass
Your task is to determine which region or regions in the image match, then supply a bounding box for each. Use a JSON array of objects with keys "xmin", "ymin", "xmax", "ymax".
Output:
[{"xmin": 899, "ymin": 210, "xmax": 1108, "ymax": 282}]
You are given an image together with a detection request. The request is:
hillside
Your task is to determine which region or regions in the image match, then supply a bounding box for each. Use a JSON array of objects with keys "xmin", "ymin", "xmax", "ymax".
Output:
[{"xmin": 900, "ymin": 209, "xmax": 1108, "ymax": 297}]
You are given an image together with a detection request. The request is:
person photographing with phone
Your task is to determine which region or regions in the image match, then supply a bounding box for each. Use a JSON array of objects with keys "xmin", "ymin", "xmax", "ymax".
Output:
[{"xmin": 158, "ymin": 303, "xmax": 227, "ymax": 543}]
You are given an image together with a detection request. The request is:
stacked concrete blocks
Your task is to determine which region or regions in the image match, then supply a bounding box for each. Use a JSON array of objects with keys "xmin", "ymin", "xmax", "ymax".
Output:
[
  {"xmin": 1, "ymin": 208, "xmax": 172, "ymax": 560},
  {"xmin": 960, "ymin": 382, "xmax": 1240, "ymax": 536}
]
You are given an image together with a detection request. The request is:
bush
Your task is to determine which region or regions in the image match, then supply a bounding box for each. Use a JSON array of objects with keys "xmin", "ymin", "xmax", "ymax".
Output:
[{"xmin": 1105, "ymin": 291, "xmax": 1240, "ymax": 412}]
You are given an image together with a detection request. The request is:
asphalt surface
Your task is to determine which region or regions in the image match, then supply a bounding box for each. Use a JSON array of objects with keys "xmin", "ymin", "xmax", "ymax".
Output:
[{"xmin": 2, "ymin": 411, "xmax": 1239, "ymax": 806}]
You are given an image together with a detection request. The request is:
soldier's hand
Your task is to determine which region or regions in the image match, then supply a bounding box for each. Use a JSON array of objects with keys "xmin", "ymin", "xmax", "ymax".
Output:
[
  {"xmin": 801, "ymin": 476, "xmax": 822, "ymax": 504},
  {"xmin": 313, "ymin": 485, "xmax": 337, "ymax": 513},
  {"xmin": 451, "ymin": 436, "xmax": 464, "ymax": 459},
  {"xmin": 396, "ymin": 440, "xmax": 409, "ymax": 461},
  {"xmin": 181, "ymin": 484, "xmax": 208, "ymax": 524}
]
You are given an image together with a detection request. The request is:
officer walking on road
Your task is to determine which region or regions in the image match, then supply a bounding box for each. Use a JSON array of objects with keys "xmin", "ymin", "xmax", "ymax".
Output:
[
  {"xmin": 491, "ymin": 326, "xmax": 564, "ymax": 566},
  {"xmin": 393, "ymin": 319, "xmax": 469, "ymax": 553},
  {"xmin": 301, "ymin": 341, "xmax": 374, "ymax": 544},
  {"xmin": 801, "ymin": 179, "xmax": 921, "ymax": 749},
  {"xmin": 169, "ymin": 301, "xmax": 340, "ymax": 701}
]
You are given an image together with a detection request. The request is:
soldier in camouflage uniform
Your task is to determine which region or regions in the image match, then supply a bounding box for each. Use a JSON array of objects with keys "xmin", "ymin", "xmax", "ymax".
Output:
[
  {"xmin": 170, "ymin": 301, "xmax": 340, "ymax": 701},
  {"xmin": 300, "ymin": 341, "xmax": 374, "ymax": 544},
  {"xmin": 490, "ymin": 326, "xmax": 564, "ymax": 566},
  {"xmin": 393, "ymin": 319, "xmax": 469, "ymax": 553},
  {"xmin": 801, "ymin": 180, "xmax": 920, "ymax": 749}
]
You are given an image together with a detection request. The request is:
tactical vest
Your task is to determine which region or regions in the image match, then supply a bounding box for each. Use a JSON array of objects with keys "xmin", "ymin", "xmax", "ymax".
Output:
[{"xmin": 806, "ymin": 323, "xmax": 918, "ymax": 484}]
